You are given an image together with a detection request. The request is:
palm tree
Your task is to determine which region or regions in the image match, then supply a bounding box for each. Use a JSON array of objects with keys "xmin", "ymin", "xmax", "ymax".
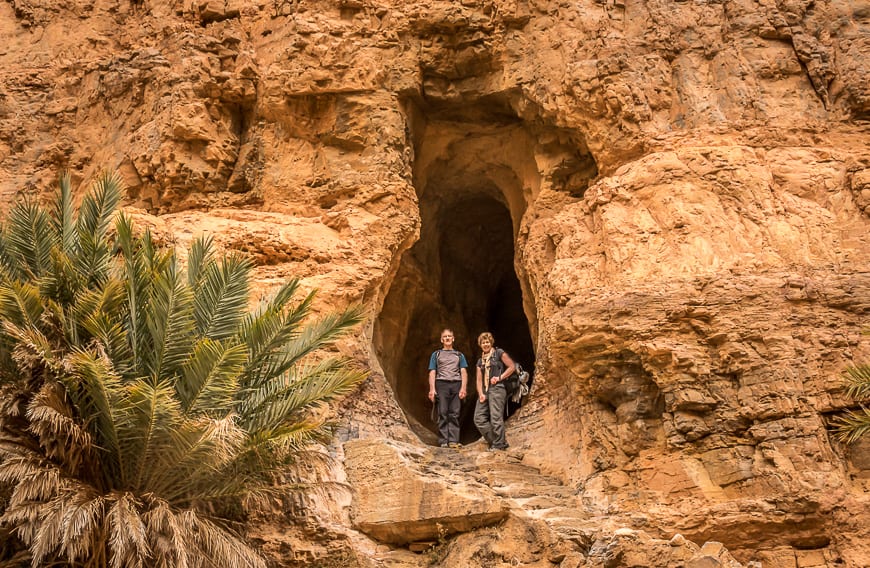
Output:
[
  {"xmin": 832, "ymin": 359, "xmax": 870, "ymax": 444},
  {"xmin": 0, "ymin": 172, "xmax": 368, "ymax": 567}
]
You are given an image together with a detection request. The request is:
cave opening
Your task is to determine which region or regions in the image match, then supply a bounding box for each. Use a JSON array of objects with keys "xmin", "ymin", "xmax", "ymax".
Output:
[
  {"xmin": 373, "ymin": 94, "xmax": 596, "ymax": 445},
  {"xmin": 375, "ymin": 188, "xmax": 535, "ymax": 445}
]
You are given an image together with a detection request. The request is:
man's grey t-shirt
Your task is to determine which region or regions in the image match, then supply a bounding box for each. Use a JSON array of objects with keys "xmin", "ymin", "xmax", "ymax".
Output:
[{"xmin": 428, "ymin": 349, "xmax": 468, "ymax": 381}]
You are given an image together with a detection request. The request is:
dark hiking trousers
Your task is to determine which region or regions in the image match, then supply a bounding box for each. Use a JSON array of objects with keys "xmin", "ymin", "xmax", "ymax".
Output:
[
  {"xmin": 435, "ymin": 379, "xmax": 462, "ymax": 445},
  {"xmin": 474, "ymin": 382, "xmax": 508, "ymax": 449}
]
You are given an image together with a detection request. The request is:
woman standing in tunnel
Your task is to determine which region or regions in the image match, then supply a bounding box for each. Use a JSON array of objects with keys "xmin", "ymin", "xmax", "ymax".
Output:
[
  {"xmin": 428, "ymin": 328, "xmax": 468, "ymax": 448},
  {"xmin": 474, "ymin": 332, "xmax": 515, "ymax": 451}
]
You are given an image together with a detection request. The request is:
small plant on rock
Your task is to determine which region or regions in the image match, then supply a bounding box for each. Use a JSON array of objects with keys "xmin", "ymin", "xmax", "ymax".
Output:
[{"xmin": 832, "ymin": 341, "xmax": 870, "ymax": 443}]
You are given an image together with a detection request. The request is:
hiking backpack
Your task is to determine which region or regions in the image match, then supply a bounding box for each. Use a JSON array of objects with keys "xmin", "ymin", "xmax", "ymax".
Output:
[
  {"xmin": 505, "ymin": 361, "xmax": 531, "ymax": 404},
  {"xmin": 493, "ymin": 348, "xmax": 531, "ymax": 404}
]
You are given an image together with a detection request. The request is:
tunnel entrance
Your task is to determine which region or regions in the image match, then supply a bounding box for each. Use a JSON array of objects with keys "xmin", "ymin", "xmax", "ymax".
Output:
[
  {"xmin": 375, "ymin": 189, "xmax": 535, "ymax": 445},
  {"xmin": 373, "ymin": 93, "xmax": 597, "ymax": 445}
]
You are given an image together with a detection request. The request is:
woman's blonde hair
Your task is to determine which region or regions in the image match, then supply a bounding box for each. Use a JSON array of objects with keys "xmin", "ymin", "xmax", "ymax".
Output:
[{"xmin": 477, "ymin": 332, "xmax": 494, "ymax": 347}]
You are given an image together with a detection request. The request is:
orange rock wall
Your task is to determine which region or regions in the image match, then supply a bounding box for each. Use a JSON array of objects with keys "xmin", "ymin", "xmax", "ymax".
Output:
[{"xmin": 1, "ymin": 0, "xmax": 869, "ymax": 566}]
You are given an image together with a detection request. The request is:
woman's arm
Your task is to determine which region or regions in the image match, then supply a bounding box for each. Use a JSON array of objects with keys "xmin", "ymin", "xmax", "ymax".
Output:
[{"xmin": 498, "ymin": 351, "xmax": 516, "ymax": 382}]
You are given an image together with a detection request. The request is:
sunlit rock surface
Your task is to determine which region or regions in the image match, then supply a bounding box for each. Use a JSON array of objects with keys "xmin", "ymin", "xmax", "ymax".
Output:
[
  {"xmin": 1, "ymin": 0, "xmax": 869, "ymax": 566},
  {"xmin": 344, "ymin": 439, "xmax": 508, "ymax": 544}
]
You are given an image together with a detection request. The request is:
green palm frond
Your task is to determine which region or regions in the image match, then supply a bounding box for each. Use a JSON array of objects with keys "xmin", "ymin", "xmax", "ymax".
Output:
[
  {"xmin": 237, "ymin": 288, "xmax": 319, "ymax": 388},
  {"xmin": 145, "ymin": 258, "xmax": 195, "ymax": 380},
  {"xmin": 259, "ymin": 278, "xmax": 302, "ymax": 312},
  {"xmin": 125, "ymin": 378, "xmax": 184, "ymax": 493},
  {"xmin": 51, "ymin": 172, "xmax": 76, "ymax": 256},
  {"xmin": 167, "ymin": 420, "xmax": 334, "ymax": 505},
  {"xmin": 73, "ymin": 278, "xmax": 132, "ymax": 358},
  {"xmin": 239, "ymin": 280, "xmax": 310, "ymax": 360},
  {"xmin": 2, "ymin": 199, "xmax": 55, "ymax": 280},
  {"xmin": 843, "ymin": 364, "xmax": 870, "ymax": 400},
  {"xmin": 116, "ymin": 213, "xmax": 150, "ymax": 373},
  {"xmin": 178, "ymin": 339, "xmax": 246, "ymax": 416},
  {"xmin": 75, "ymin": 228, "xmax": 112, "ymax": 290},
  {"xmin": 82, "ymin": 313, "xmax": 134, "ymax": 377},
  {"xmin": 149, "ymin": 416, "xmax": 246, "ymax": 502},
  {"xmin": 186, "ymin": 235, "xmax": 214, "ymax": 290},
  {"xmin": 119, "ymin": 227, "xmax": 186, "ymax": 380},
  {"xmin": 240, "ymin": 358, "xmax": 367, "ymax": 432},
  {"xmin": 142, "ymin": 233, "xmax": 170, "ymax": 279},
  {"xmin": 832, "ymin": 406, "xmax": 870, "ymax": 444},
  {"xmin": 232, "ymin": 420, "xmax": 332, "ymax": 479},
  {"xmin": 168, "ymin": 473, "xmax": 256, "ymax": 507},
  {"xmin": 236, "ymin": 308, "xmax": 287, "ymax": 385},
  {"xmin": 62, "ymin": 348, "xmax": 128, "ymax": 488},
  {"xmin": 193, "ymin": 254, "xmax": 251, "ymax": 340},
  {"xmin": 0, "ymin": 233, "xmax": 16, "ymax": 283},
  {"xmin": 75, "ymin": 173, "xmax": 122, "ymax": 289},
  {"xmin": 0, "ymin": 280, "xmax": 45, "ymax": 330},
  {"xmin": 255, "ymin": 306, "xmax": 366, "ymax": 383},
  {"xmin": 73, "ymin": 278, "xmax": 127, "ymax": 326},
  {"xmin": 834, "ymin": 354, "xmax": 870, "ymax": 444},
  {"xmin": 76, "ymin": 172, "xmax": 123, "ymax": 243},
  {"xmin": 74, "ymin": 278, "xmax": 130, "ymax": 367},
  {"xmin": 41, "ymin": 248, "xmax": 85, "ymax": 328}
]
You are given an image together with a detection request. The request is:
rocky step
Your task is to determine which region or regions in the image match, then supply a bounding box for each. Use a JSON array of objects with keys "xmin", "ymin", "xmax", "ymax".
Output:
[
  {"xmin": 486, "ymin": 470, "xmax": 574, "ymax": 500},
  {"xmin": 474, "ymin": 457, "xmax": 574, "ymax": 500},
  {"xmin": 418, "ymin": 444, "xmax": 578, "ymax": 502}
]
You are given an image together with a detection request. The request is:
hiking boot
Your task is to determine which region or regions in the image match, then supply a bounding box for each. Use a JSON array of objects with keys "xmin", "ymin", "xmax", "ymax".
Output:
[
  {"xmin": 448, "ymin": 442, "xmax": 462, "ymax": 448},
  {"xmin": 489, "ymin": 444, "xmax": 509, "ymax": 452},
  {"xmin": 439, "ymin": 443, "xmax": 449, "ymax": 448}
]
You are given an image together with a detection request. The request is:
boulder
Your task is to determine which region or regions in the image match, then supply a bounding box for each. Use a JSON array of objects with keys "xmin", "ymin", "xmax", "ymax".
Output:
[{"xmin": 343, "ymin": 439, "xmax": 508, "ymax": 545}]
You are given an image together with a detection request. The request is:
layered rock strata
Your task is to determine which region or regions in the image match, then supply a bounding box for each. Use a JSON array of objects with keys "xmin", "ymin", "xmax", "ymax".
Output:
[{"xmin": 1, "ymin": 0, "xmax": 869, "ymax": 566}]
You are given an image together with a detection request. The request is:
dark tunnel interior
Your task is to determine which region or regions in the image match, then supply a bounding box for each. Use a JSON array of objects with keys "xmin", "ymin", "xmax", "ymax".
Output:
[{"xmin": 374, "ymin": 190, "xmax": 535, "ymax": 445}]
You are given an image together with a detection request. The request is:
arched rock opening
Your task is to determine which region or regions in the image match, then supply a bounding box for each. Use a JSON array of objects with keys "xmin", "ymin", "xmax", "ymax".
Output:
[
  {"xmin": 373, "ymin": 94, "xmax": 596, "ymax": 444},
  {"xmin": 375, "ymin": 189, "xmax": 534, "ymax": 445}
]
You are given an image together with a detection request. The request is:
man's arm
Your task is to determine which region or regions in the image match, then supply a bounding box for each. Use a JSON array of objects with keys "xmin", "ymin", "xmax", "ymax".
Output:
[
  {"xmin": 428, "ymin": 369, "xmax": 436, "ymax": 401},
  {"xmin": 459, "ymin": 367, "xmax": 468, "ymax": 399}
]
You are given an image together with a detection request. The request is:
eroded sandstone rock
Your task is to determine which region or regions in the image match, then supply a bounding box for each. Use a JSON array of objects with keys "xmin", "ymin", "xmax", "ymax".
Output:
[
  {"xmin": 1, "ymin": 0, "xmax": 869, "ymax": 566},
  {"xmin": 343, "ymin": 439, "xmax": 508, "ymax": 545}
]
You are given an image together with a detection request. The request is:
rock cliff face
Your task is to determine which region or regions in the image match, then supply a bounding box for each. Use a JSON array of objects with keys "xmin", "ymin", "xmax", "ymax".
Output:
[{"xmin": 1, "ymin": 0, "xmax": 869, "ymax": 566}]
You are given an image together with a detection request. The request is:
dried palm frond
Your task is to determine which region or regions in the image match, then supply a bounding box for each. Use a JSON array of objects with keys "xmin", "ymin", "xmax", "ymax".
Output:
[{"xmin": 106, "ymin": 492, "xmax": 149, "ymax": 568}]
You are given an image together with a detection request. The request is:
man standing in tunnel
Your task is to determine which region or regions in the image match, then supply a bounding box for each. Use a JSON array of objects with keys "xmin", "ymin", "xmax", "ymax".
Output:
[{"xmin": 428, "ymin": 328, "xmax": 468, "ymax": 448}]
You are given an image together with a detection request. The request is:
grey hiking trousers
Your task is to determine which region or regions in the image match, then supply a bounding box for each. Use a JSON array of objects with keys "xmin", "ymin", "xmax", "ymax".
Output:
[
  {"xmin": 474, "ymin": 382, "xmax": 508, "ymax": 449},
  {"xmin": 435, "ymin": 379, "xmax": 462, "ymax": 445}
]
